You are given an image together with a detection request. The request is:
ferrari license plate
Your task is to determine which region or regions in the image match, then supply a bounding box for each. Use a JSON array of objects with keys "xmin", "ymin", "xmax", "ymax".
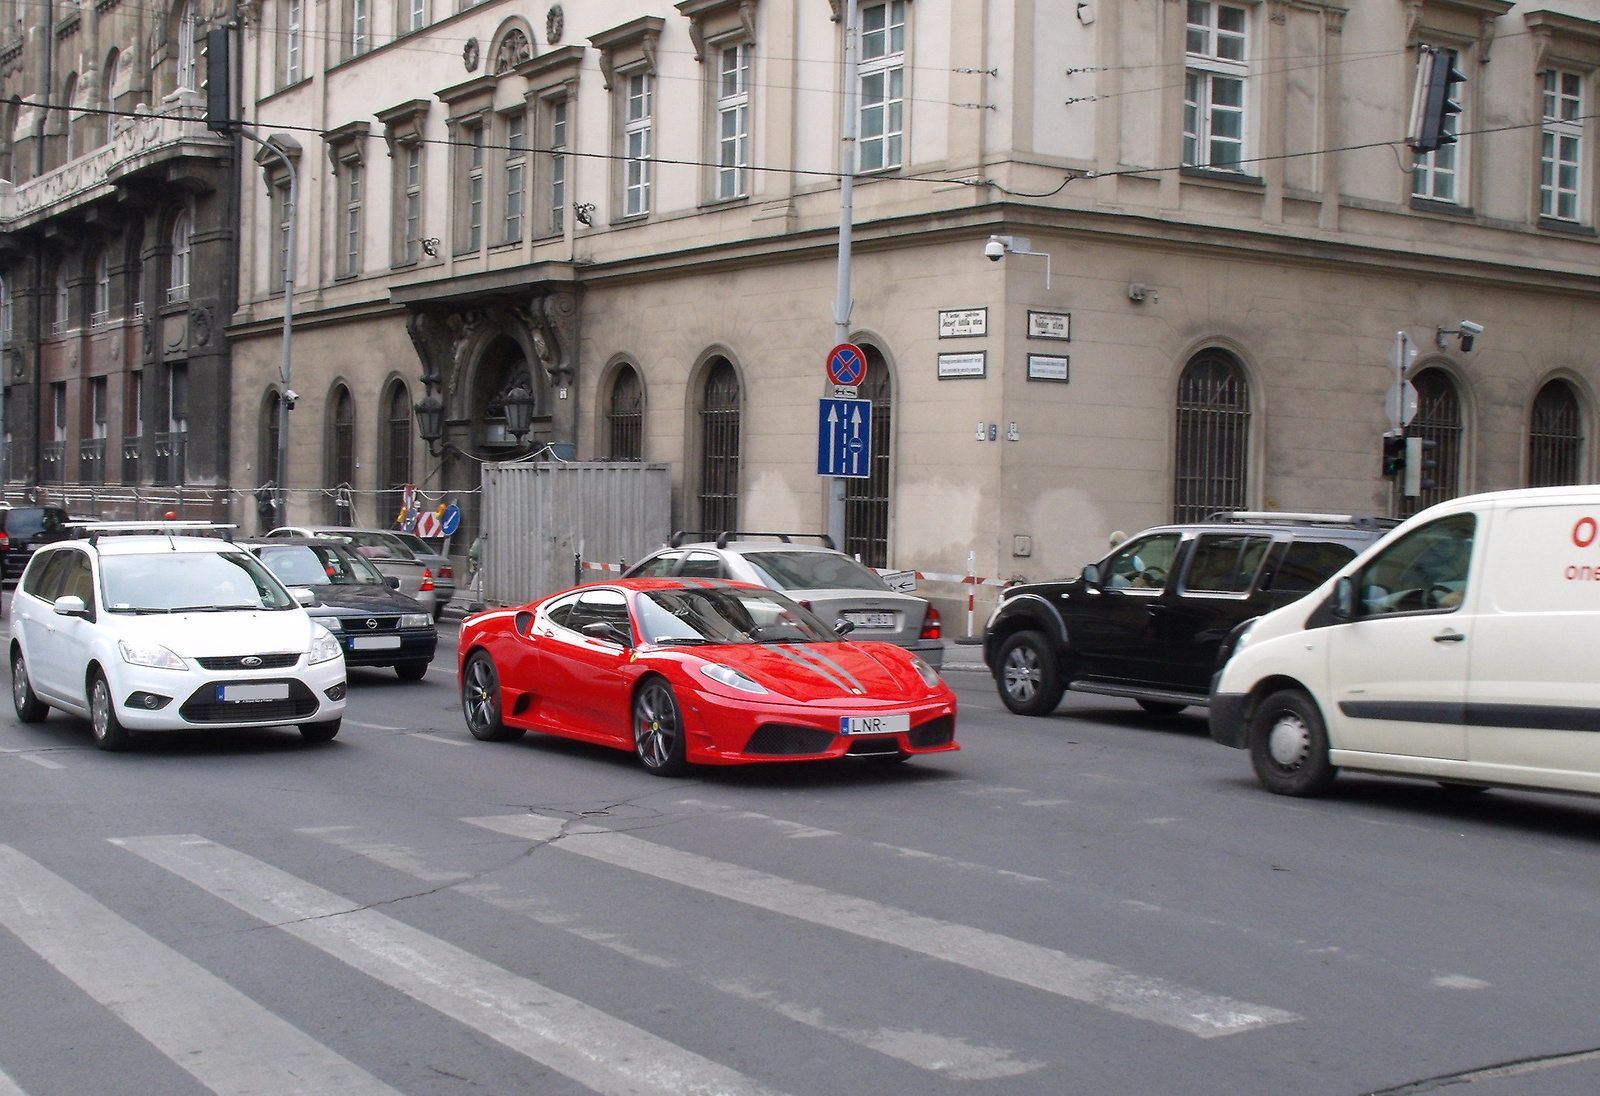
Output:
[
  {"xmin": 218, "ymin": 683, "xmax": 289, "ymax": 703},
  {"xmin": 840, "ymin": 713, "xmax": 910, "ymax": 736},
  {"xmin": 351, "ymin": 636, "xmax": 402, "ymax": 650},
  {"xmin": 843, "ymin": 611, "xmax": 895, "ymax": 629}
]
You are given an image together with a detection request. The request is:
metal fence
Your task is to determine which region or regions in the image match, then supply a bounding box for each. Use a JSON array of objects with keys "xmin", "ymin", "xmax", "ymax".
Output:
[{"xmin": 480, "ymin": 461, "xmax": 672, "ymax": 607}]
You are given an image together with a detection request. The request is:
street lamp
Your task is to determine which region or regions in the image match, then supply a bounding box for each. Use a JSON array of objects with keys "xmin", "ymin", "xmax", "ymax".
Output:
[
  {"xmin": 413, "ymin": 393, "xmax": 453, "ymax": 458},
  {"xmin": 502, "ymin": 384, "xmax": 535, "ymax": 443}
]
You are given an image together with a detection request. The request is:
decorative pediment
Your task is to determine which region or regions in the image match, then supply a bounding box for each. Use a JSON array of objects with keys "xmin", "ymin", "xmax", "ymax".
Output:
[
  {"xmin": 589, "ymin": 16, "xmax": 664, "ymax": 90},
  {"xmin": 376, "ymin": 98, "xmax": 430, "ymax": 153},
  {"xmin": 321, "ymin": 120, "xmax": 370, "ymax": 169},
  {"xmin": 1525, "ymin": 10, "xmax": 1600, "ymax": 72},
  {"xmin": 1403, "ymin": 0, "xmax": 1514, "ymax": 60},
  {"xmin": 674, "ymin": 0, "xmax": 756, "ymax": 62}
]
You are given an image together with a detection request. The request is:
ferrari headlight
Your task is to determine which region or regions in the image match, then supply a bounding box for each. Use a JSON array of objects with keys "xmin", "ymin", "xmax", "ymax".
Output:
[
  {"xmin": 118, "ymin": 639, "xmax": 186, "ymax": 670},
  {"xmin": 308, "ymin": 628, "xmax": 344, "ymax": 665},
  {"xmin": 399, "ymin": 613, "xmax": 431, "ymax": 629},
  {"xmin": 910, "ymin": 655, "xmax": 943, "ymax": 689},
  {"xmin": 700, "ymin": 663, "xmax": 768, "ymax": 694}
]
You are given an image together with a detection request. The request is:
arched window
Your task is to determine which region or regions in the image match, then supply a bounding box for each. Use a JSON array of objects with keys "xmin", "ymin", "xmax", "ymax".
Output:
[
  {"xmin": 1173, "ymin": 349, "xmax": 1250, "ymax": 522},
  {"xmin": 607, "ymin": 364, "xmax": 644, "ymax": 460},
  {"xmin": 102, "ymin": 50, "xmax": 121, "ymax": 143},
  {"xmin": 698, "ymin": 358, "xmax": 740, "ymax": 532},
  {"xmin": 1400, "ymin": 367, "xmax": 1464, "ymax": 517},
  {"xmin": 61, "ymin": 73, "xmax": 79, "ymax": 159},
  {"xmin": 91, "ymin": 249, "xmax": 110, "ymax": 326},
  {"xmin": 168, "ymin": 210, "xmax": 191, "ymax": 303},
  {"xmin": 0, "ymin": 276, "xmax": 13, "ymax": 347},
  {"xmin": 1528, "ymin": 379, "xmax": 1584, "ymax": 487},
  {"xmin": 328, "ymin": 385, "xmax": 356, "ymax": 523},
  {"xmin": 260, "ymin": 390, "xmax": 281, "ymax": 486},
  {"xmin": 52, "ymin": 262, "xmax": 70, "ymax": 333},
  {"xmin": 176, "ymin": 3, "xmax": 199, "ymax": 91},
  {"xmin": 381, "ymin": 381, "xmax": 412, "ymax": 524},
  {"xmin": 844, "ymin": 348, "xmax": 892, "ymax": 567}
]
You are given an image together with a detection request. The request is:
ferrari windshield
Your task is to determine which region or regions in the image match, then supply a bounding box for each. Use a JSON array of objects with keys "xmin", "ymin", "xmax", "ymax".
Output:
[
  {"xmin": 254, "ymin": 543, "xmax": 387, "ymax": 586},
  {"xmin": 102, "ymin": 551, "xmax": 297, "ymax": 612},
  {"xmin": 636, "ymin": 587, "xmax": 835, "ymax": 645}
]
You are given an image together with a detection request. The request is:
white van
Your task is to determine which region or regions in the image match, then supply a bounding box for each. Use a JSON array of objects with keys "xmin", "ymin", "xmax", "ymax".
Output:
[{"xmin": 1211, "ymin": 486, "xmax": 1600, "ymax": 799}]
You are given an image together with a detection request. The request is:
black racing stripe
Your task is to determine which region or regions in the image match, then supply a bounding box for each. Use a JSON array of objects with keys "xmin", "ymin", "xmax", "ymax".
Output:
[{"xmin": 1340, "ymin": 701, "xmax": 1600, "ymax": 732}]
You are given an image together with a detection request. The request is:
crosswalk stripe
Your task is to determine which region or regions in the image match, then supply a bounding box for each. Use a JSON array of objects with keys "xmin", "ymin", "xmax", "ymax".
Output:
[
  {"xmin": 0, "ymin": 1066, "xmax": 31, "ymax": 1096},
  {"xmin": 114, "ymin": 834, "xmax": 794, "ymax": 1096},
  {"xmin": 295, "ymin": 827, "xmax": 470, "ymax": 882},
  {"xmin": 463, "ymin": 815, "xmax": 1301, "ymax": 1039},
  {"xmin": 0, "ymin": 845, "xmax": 401, "ymax": 1096},
  {"xmin": 0, "ymin": 748, "xmax": 63, "ymax": 770}
]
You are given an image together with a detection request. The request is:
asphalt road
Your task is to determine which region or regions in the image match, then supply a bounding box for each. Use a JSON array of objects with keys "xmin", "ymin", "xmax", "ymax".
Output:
[{"xmin": 2, "ymin": 617, "xmax": 1600, "ymax": 1095}]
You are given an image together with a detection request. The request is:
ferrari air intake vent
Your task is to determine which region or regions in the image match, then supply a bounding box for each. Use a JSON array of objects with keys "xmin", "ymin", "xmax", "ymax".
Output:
[
  {"xmin": 744, "ymin": 723, "xmax": 835, "ymax": 756},
  {"xmin": 908, "ymin": 715, "xmax": 954, "ymax": 748}
]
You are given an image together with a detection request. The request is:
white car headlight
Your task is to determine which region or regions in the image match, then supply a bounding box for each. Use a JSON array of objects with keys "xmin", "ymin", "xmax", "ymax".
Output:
[
  {"xmin": 399, "ymin": 613, "xmax": 431, "ymax": 629},
  {"xmin": 308, "ymin": 628, "xmax": 344, "ymax": 665},
  {"xmin": 320, "ymin": 617, "xmax": 343, "ymax": 631},
  {"xmin": 910, "ymin": 655, "xmax": 943, "ymax": 689},
  {"xmin": 118, "ymin": 639, "xmax": 186, "ymax": 670},
  {"xmin": 700, "ymin": 663, "xmax": 768, "ymax": 694}
]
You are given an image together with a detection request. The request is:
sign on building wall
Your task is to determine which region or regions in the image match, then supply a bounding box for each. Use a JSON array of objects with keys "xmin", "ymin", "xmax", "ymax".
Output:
[
  {"xmin": 1027, "ymin": 355, "xmax": 1070, "ymax": 382},
  {"xmin": 937, "ymin": 352, "xmax": 987, "ymax": 379},
  {"xmin": 938, "ymin": 309, "xmax": 988, "ymax": 338},
  {"xmin": 1028, "ymin": 310, "xmax": 1070, "ymax": 340}
]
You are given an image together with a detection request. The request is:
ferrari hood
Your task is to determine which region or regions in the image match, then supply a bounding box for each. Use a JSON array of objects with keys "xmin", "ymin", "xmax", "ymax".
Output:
[{"xmin": 703, "ymin": 641, "xmax": 921, "ymax": 702}]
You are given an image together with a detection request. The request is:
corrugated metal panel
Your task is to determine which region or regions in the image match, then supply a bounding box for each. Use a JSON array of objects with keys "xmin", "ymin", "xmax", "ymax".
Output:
[{"xmin": 480, "ymin": 461, "xmax": 672, "ymax": 606}]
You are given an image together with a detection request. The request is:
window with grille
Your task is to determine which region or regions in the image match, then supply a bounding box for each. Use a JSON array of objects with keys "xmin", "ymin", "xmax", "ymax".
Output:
[
  {"xmin": 383, "ymin": 383, "xmax": 412, "ymax": 522},
  {"xmin": 1541, "ymin": 70, "xmax": 1583, "ymax": 222},
  {"xmin": 624, "ymin": 73, "xmax": 653, "ymax": 216},
  {"xmin": 608, "ymin": 365, "xmax": 644, "ymax": 460},
  {"xmin": 1399, "ymin": 368, "xmax": 1464, "ymax": 517},
  {"xmin": 260, "ymin": 391, "xmax": 281, "ymax": 487},
  {"xmin": 699, "ymin": 360, "xmax": 740, "ymax": 532},
  {"xmin": 859, "ymin": 0, "xmax": 905, "ymax": 172},
  {"xmin": 844, "ymin": 353, "xmax": 892, "ymax": 568},
  {"xmin": 329, "ymin": 386, "xmax": 356, "ymax": 524},
  {"xmin": 716, "ymin": 44, "xmax": 751, "ymax": 200},
  {"xmin": 1183, "ymin": 0, "xmax": 1247, "ymax": 171},
  {"xmin": 1173, "ymin": 350, "xmax": 1250, "ymax": 522},
  {"xmin": 1528, "ymin": 379, "xmax": 1584, "ymax": 487}
]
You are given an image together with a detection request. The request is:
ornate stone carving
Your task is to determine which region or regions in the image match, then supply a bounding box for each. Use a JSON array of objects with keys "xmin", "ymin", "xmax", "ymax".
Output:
[
  {"xmin": 495, "ymin": 28, "xmax": 532, "ymax": 73},
  {"xmin": 188, "ymin": 305, "xmax": 213, "ymax": 346},
  {"xmin": 529, "ymin": 289, "xmax": 578, "ymax": 386},
  {"xmin": 546, "ymin": 4, "xmax": 564, "ymax": 44},
  {"xmin": 463, "ymin": 37, "xmax": 480, "ymax": 72}
]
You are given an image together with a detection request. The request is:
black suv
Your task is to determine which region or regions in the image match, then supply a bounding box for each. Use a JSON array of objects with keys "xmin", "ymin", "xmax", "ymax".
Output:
[
  {"xmin": 983, "ymin": 513, "xmax": 1392, "ymax": 716},
  {"xmin": 2, "ymin": 506, "xmax": 71, "ymax": 581}
]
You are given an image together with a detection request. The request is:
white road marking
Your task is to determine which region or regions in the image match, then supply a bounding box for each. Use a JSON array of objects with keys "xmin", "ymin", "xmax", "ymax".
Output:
[
  {"xmin": 346, "ymin": 721, "xmax": 406, "ymax": 730},
  {"xmin": 1432, "ymin": 974, "xmax": 1491, "ymax": 990},
  {"xmin": 457, "ymin": 884, "xmax": 682, "ymax": 969},
  {"xmin": 674, "ymin": 800, "xmax": 839, "ymax": 839},
  {"xmin": 0, "ymin": 1066, "xmax": 30, "ymax": 1096},
  {"xmin": 464, "ymin": 814, "xmax": 1300, "ymax": 1039},
  {"xmin": 406, "ymin": 732, "xmax": 467, "ymax": 747},
  {"xmin": 0, "ymin": 844, "xmax": 401, "ymax": 1096},
  {"xmin": 296, "ymin": 827, "xmax": 470, "ymax": 882},
  {"xmin": 867, "ymin": 842, "xmax": 1052, "ymax": 886},
  {"xmin": 116, "ymin": 834, "xmax": 794, "ymax": 1096},
  {"xmin": 0, "ymin": 748, "xmax": 62, "ymax": 770}
]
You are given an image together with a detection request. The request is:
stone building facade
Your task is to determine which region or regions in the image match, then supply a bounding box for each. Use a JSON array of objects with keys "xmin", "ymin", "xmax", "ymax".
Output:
[
  {"xmin": 0, "ymin": 0, "xmax": 237, "ymax": 517},
  {"xmin": 230, "ymin": 0, "xmax": 1600, "ymax": 609}
]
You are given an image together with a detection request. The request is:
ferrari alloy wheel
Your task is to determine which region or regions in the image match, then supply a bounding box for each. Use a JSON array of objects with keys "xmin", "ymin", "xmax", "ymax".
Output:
[
  {"xmin": 633, "ymin": 678, "xmax": 688, "ymax": 776},
  {"xmin": 462, "ymin": 652, "xmax": 523, "ymax": 742},
  {"xmin": 89, "ymin": 672, "xmax": 130, "ymax": 752},
  {"xmin": 11, "ymin": 652, "xmax": 47, "ymax": 723}
]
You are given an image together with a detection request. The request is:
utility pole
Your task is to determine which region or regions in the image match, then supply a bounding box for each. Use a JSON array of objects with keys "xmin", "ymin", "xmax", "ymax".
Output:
[{"xmin": 829, "ymin": 0, "xmax": 860, "ymax": 550}]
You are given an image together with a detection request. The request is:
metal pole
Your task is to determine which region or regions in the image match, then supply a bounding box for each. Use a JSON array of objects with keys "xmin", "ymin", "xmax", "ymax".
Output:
[{"xmin": 829, "ymin": 0, "xmax": 860, "ymax": 550}]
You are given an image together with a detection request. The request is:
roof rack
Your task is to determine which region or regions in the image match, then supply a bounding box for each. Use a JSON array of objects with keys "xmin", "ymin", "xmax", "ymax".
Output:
[
  {"xmin": 1204, "ymin": 511, "xmax": 1399, "ymax": 530},
  {"xmin": 669, "ymin": 530, "xmax": 837, "ymax": 550},
  {"xmin": 68, "ymin": 520, "xmax": 238, "ymax": 545}
]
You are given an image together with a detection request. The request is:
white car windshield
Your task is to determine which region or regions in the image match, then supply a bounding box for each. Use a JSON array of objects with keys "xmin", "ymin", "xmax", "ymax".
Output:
[
  {"xmin": 636, "ymin": 588, "xmax": 835, "ymax": 645},
  {"xmin": 742, "ymin": 551, "xmax": 889, "ymax": 593},
  {"xmin": 101, "ymin": 552, "xmax": 297, "ymax": 613}
]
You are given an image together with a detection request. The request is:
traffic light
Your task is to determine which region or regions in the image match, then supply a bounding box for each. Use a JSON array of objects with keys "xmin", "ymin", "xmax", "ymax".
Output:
[
  {"xmin": 1382, "ymin": 434, "xmax": 1406, "ymax": 478},
  {"xmin": 1407, "ymin": 46, "xmax": 1465, "ymax": 154},
  {"xmin": 1403, "ymin": 436, "xmax": 1438, "ymax": 497},
  {"xmin": 205, "ymin": 28, "xmax": 232, "ymax": 133}
]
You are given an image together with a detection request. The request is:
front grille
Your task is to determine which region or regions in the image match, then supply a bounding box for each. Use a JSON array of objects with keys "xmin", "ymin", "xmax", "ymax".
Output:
[
  {"xmin": 743, "ymin": 723, "xmax": 836, "ymax": 756},
  {"xmin": 337, "ymin": 615, "xmax": 400, "ymax": 631},
  {"xmin": 908, "ymin": 715, "xmax": 955, "ymax": 748},
  {"xmin": 196, "ymin": 653, "xmax": 302, "ymax": 671},
  {"xmin": 179, "ymin": 679, "xmax": 320, "ymax": 724}
]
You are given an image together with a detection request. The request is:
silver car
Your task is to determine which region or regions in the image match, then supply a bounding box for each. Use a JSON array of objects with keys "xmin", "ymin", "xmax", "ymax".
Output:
[
  {"xmin": 389, "ymin": 532, "xmax": 459, "ymax": 619},
  {"xmin": 623, "ymin": 534, "xmax": 944, "ymax": 668},
  {"xmin": 266, "ymin": 526, "xmax": 438, "ymax": 618}
]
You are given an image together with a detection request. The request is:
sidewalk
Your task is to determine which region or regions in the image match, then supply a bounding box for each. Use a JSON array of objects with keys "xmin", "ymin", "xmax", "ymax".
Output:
[{"xmin": 942, "ymin": 637, "xmax": 988, "ymax": 672}]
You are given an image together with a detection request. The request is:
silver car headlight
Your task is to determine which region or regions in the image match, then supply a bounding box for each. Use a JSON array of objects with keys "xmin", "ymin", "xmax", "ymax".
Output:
[
  {"xmin": 399, "ymin": 613, "xmax": 431, "ymax": 629},
  {"xmin": 308, "ymin": 628, "xmax": 344, "ymax": 665},
  {"xmin": 910, "ymin": 655, "xmax": 943, "ymax": 689},
  {"xmin": 320, "ymin": 617, "xmax": 343, "ymax": 631},
  {"xmin": 118, "ymin": 639, "xmax": 186, "ymax": 670},
  {"xmin": 700, "ymin": 663, "xmax": 768, "ymax": 694}
]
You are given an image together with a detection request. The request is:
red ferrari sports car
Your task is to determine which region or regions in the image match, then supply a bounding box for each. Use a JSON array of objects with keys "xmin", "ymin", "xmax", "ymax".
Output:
[{"xmin": 457, "ymin": 578, "xmax": 958, "ymax": 774}]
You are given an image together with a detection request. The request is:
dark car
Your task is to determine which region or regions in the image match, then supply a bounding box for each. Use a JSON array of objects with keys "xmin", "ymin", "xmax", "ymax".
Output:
[
  {"xmin": 983, "ymin": 512, "xmax": 1392, "ymax": 717},
  {"xmin": 2, "ymin": 506, "xmax": 71, "ymax": 581},
  {"xmin": 245, "ymin": 538, "xmax": 437, "ymax": 680}
]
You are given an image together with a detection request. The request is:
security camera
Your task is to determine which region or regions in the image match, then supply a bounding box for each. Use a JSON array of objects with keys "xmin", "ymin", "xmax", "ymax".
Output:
[
  {"xmin": 283, "ymin": 389, "xmax": 299, "ymax": 409},
  {"xmin": 1459, "ymin": 320, "xmax": 1484, "ymax": 335},
  {"xmin": 985, "ymin": 236, "xmax": 1006, "ymax": 262}
]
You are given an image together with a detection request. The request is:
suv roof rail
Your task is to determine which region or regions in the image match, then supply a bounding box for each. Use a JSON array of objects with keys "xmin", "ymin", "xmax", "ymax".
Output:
[
  {"xmin": 68, "ymin": 520, "xmax": 237, "ymax": 545},
  {"xmin": 1204, "ymin": 511, "xmax": 1398, "ymax": 529},
  {"xmin": 670, "ymin": 530, "xmax": 837, "ymax": 550}
]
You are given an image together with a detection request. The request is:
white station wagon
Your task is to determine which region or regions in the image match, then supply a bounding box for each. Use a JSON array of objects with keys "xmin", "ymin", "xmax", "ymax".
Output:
[{"xmin": 9, "ymin": 524, "xmax": 347, "ymax": 750}]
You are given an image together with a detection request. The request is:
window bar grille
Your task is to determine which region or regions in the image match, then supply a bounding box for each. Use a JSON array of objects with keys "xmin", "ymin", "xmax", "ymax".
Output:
[
  {"xmin": 1398, "ymin": 370, "xmax": 1462, "ymax": 518},
  {"xmin": 1528, "ymin": 382, "xmax": 1583, "ymax": 488},
  {"xmin": 844, "ymin": 365, "xmax": 892, "ymax": 568},
  {"xmin": 699, "ymin": 366, "xmax": 740, "ymax": 533},
  {"xmin": 1173, "ymin": 354, "xmax": 1250, "ymax": 523},
  {"xmin": 609, "ymin": 369, "xmax": 644, "ymax": 460}
]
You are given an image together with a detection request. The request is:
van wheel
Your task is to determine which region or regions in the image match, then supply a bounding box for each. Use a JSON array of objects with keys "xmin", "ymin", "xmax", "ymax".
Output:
[
  {"xmin": 1137, "ymin": 699, "xmax": 1187, "ymax": 716},
  {"xmin": 995, "ymin": 631, "xmax": 1065, "ymax": 716},
  {"xmin": 1249, "ymin": 689, "xmax": 1336, "ymax": 796}
]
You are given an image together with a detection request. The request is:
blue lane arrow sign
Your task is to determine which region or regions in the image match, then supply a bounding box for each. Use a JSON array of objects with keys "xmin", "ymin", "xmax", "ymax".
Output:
[{"xmin": 817, "ymin": 398, "xmax": 873, "ymax": 478}]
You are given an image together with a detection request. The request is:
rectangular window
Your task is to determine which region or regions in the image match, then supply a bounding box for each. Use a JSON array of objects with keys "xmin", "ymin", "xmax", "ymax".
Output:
[
  {"xmin": 286, "ymin": 0, "xmax": 303, "ymax": 84},
  {"xmin": 129, "ymin": 370, "xmax": 142, "ymax": 436},
  {"xmin": 1411, "ymin": 112, "xmax": 1459, "ymax": 203},
  {"xmin": 343, "ymin": 163, "xmax": 362, "ymax": 276},
  {"xmin": 503, "ymin": 112, "xmax": 526, "ymax": 243},
  {"xmin": 271, "ymin": 181, "xmax": 292, "ymax": 292},
  {"xmin": 1542, "ymin": 70, "xmax": 1583, "ymax": 222},
  {"xmin": 624, "ymin": 72, "xmax": 653, "ymax": 216},
  {"xmin": 409, "ymin": 0, "xmax": 424, "ymax": 30},
  {"xmin": 858, "ymin": 0, "xmax": 905, "ymax": 172},
  {"xmin": 1183, "ymin": 0, "xmax": 1247, "ymax": 171},
  {"xmin": 52, "ymin": 383, "xmax": 66, "ymax": 441},
  {"xmin": 403, "ymin": 145, "xmax": 422, "ymax": 263},
  {"xmin": 465, "ymin": 124, "xmax": 484, "ymax": 251},
  {"xmin": 351, "ymin": 0, "xmax": 368, "ymax": 55},
  {"xmin": 167, "ymin": 363, "xmax": 188, "ymax": 433},
  {"xmin": 90, "ymin": 377, "xmax": 107, "ymax": 439},
  {"xmin": 716, "ymin": 43, "xmax": 751, "ymax": 200},
  {"xmin": 548, "ymin": 97, "xmax": 568, "ymax": 233}
]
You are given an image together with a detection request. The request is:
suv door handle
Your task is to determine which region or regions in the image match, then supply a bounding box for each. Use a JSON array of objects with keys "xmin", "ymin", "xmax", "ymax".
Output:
[{"xmin": 1433, "ymin": 630, "xmax": 1466, "ymax": 643}]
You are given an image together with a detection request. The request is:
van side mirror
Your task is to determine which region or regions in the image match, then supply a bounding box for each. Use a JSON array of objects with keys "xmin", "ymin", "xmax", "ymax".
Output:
[{"xmin": 1330, "ymin": 576, "xmax": 1356, "ymax": 623}]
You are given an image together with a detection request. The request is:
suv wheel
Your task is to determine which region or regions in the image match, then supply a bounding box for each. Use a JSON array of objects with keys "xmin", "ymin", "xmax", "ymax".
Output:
[
  {"xmin": 995, "ymin": 631, "xmax": 1065, "ymax": 717},
  {"xmin": 1249, "ymin": 689, "xmax": 1336, "ymax": 796}
]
